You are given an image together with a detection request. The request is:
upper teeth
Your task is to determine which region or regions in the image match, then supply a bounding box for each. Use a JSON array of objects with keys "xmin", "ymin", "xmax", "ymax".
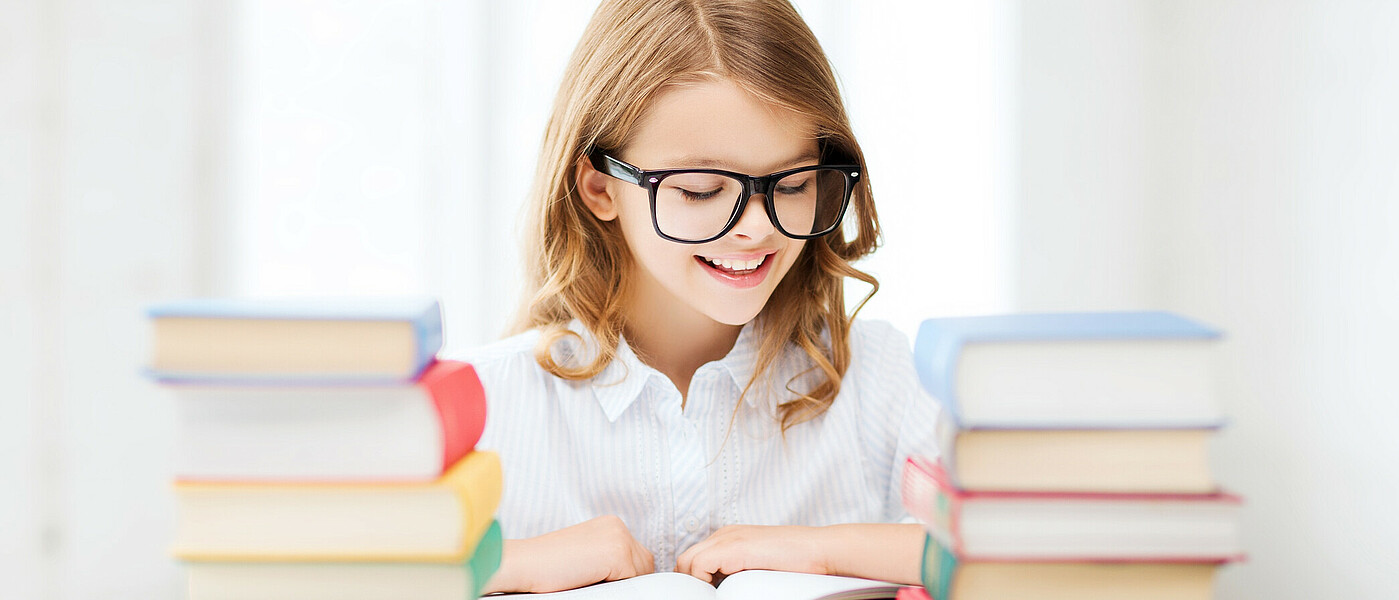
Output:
[{"xmin": 705, "ymin": 256, "xmax": 765, "ymax": 270}]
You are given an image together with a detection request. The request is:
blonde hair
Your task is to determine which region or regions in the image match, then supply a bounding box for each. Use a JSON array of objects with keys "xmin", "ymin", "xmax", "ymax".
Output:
[{"xmin": 511, "ymin": 0, "xmax": 880, "ymax": 431}]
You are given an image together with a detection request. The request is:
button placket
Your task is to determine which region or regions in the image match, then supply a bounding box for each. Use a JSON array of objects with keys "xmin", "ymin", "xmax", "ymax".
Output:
[
  {"xmin": 670, "ymin": 372, "xmax": 716, "ymax": 551},
  {"xmin": 661, "ymin": 387, "xmax": 703, "ymax": 544}
]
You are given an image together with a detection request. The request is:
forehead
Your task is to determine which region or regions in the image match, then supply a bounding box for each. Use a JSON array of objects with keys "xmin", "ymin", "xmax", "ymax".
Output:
[{"xmin": 623, "ymin": 78, "xmax": 819, "ymax": 173}]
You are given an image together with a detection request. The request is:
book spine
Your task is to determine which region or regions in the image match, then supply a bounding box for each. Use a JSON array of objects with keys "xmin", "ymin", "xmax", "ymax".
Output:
[
  {"xmin": 902, "ymin": 456, "xmax": 963, "ymax": 553},
  {"xmin": 896, "ymin": 586, "xmax": 933, "ymax": 600},
  {"xmin": 920, "ymin": 533, "xmax": 959, "ymax": 600},
  {"xmin": 467, "ymin": 521, "xmax": 503, "ymax": 599},
  {"xmin": 943, "ymin": 486, "xmax": 965, "ymax": 555},
  {"xmin": 411, "ymin": 302, "xmax": 445, "ymax": 379},
  {"xmin": 420, "ymin": 361, "xmax": 488, "ymax": 473},
  {"xmin": 901, "ymin": 457, "xmax": 938, "ymax": 526},
  {"xmin": 913, "ymin": 320, "xmax": 966, "ymax": 421},
  {"xmin": 446, "ymin": 451, "xmax": 504, "ymax": 560},
  {"xmin": 937, "ymin": 418, "xmax": 963, "ymax": 489}
]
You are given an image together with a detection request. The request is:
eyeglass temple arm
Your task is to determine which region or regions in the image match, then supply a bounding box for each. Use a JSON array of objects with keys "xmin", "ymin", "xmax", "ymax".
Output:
[{"xmin": 588, "ymin": 152, "xmax": 643, "ymax": 185}]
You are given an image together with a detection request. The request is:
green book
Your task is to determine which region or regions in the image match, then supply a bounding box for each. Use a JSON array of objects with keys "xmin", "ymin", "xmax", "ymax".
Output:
[
  {"xmin": 186, "ymin": 520, "xmax": 504, "ymax": 600},
  {"xmin": 921, "ymin": 533, "xmax": 1223, "ymax": 600}
]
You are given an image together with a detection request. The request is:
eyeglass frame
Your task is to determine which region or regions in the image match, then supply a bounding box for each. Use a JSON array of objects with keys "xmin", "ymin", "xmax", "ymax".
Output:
[{"xmin": 587, "ymin": 150, "xmax": 861, "ymax": 244}]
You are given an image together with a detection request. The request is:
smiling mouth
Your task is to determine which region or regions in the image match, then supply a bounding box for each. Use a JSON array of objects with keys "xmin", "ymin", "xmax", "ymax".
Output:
[{"xmin": 697, "ymin": 254, "xmax": 769, "ymax": 275}]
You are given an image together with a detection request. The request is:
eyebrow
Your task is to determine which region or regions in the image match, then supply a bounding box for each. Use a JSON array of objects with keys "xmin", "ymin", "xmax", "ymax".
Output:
[{"xmin": 660, "ymin": 151, "xmax": 823, "ymax": 172}]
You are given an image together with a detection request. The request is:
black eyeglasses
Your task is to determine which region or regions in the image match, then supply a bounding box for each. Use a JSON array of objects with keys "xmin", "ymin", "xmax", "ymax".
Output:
[{"xmin": 588, "ymin": 150, "xmax": 860, "ymax": 244}]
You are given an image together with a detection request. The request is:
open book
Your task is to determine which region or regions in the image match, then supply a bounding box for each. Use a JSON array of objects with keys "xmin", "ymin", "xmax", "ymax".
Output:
[{"xmin": 499, "ymin": 570, "xmax": 904, "ymax": 600}]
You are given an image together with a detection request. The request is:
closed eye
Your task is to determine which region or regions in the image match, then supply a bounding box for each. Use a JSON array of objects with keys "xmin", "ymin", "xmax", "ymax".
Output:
[
  {"xmin": 678, "ymin": 187, "xmax": 725, "ymax": 201},
  {"xmin": 775, "ymin": 179, "xmax": 811, "ymax": 195}
]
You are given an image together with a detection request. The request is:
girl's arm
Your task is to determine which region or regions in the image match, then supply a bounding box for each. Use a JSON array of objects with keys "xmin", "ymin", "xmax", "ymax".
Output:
[
  {"xmin": 483, "ymin": 515, "xmax": 656, "ymax": 594},
  {"xmin": 674, "ymin": 523, "xmax": 925, "ymax": 585}
]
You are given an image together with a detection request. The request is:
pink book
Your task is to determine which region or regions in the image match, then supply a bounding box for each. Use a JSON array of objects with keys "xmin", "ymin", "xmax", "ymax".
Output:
[
  {"xmin": 895, "ymin": 586, "xmax": 933, "ymax": 600},
  {"xmin": 902, "ymin": 455, "xmax": 1245, "ymax": 563}
]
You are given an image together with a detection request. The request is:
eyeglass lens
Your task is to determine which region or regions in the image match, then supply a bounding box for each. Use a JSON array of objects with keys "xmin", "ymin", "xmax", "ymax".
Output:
[{"xmin": 653, "ymin": 169, "xmax": 848, "ymax": 241}]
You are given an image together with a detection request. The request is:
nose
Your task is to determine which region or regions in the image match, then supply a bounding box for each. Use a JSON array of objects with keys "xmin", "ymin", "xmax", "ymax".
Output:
[{"xmin": 728, "ymin": 192, "xmax": 777, "ymax": 240}]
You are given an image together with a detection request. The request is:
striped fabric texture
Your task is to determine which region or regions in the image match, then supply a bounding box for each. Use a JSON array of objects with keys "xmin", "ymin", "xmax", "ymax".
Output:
[{"xmin": 453, "ymin": 319, "xmax": 941, "ymax": 572}]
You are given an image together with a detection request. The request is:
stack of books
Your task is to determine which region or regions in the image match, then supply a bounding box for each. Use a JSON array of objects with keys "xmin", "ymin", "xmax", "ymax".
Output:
[
  {"xmin": 901, "ymin": 311, "xmax": 1243, "ymax": 600},
  {"xmin": 145, "ymin": 297, "xmax": 502, "ymax": 600}
]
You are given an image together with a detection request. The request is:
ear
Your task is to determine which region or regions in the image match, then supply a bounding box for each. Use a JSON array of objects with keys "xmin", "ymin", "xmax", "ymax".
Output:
[{"xmin": 576, "ymin": 158, "xmax": 618, "ymax": 221}]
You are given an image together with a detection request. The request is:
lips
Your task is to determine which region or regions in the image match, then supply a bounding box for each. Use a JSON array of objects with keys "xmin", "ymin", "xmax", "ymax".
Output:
[
  {"xmin": 694, "ymin": 251, "xmax": 777, "ymax": 289},
  {"xmin": 699, "ymin": 254, "xmax": 768, "ymax": 274}
]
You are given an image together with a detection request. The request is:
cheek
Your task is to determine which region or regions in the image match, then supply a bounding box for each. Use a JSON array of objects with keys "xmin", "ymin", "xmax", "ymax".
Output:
[
  {"xmin": 613, "ymin": 200, "xmax": 695, "ymax": 279},
  {"xmin": 609, "ymin": 193, "xmax": 656, "ymax": 253},
  {"xmin": 776, "ymin": 241, "xmax": 809, "ymax": 277},
  {"xmin": 615, "ymin": 192, "xmax": 660, "ymax": 241}
]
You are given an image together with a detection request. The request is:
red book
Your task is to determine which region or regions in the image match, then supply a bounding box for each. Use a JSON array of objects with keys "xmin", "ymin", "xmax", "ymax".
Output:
[
  {"xmin": 902, "ymin": 455, "xmax": 1244, "ymax": 562},
  {"xmin": 170, "ymin": 360, "xmax": 487, "ymax": 482},
  {"xmin": 895, "ymin": 586, "xmax": 933, "ymax": 600}
]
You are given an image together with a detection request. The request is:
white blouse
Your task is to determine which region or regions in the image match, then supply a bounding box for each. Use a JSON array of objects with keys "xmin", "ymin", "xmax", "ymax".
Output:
[{"xmin": 453, "ymin": 319, "xmax": 941, "ymax": 572}]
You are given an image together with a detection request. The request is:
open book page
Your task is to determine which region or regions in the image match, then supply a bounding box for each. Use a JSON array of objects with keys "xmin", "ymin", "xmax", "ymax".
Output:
[
  {"xmin": 492, "ymin": 572, "xmax": 715, "ymax": 600},
  {"xmin": 716, "ymin": 570, "xmax": 902, "ymax": 600},
  {"xmin": 490, "ymin": 570, "xmax": 902, "ymax": 600}
]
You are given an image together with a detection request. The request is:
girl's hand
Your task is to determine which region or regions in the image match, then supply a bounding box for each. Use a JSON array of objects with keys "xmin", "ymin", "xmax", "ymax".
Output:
[
  {"xmin": 675, "ymin": 523, "xmax": 925, "ymax": 585},
  {"xmin": 675, "ymin": 525, "xmax": 829, "ymax": 583},
  {"xmin": 482, "ymin": 515, "xmax": 655, "ymax": 594}
]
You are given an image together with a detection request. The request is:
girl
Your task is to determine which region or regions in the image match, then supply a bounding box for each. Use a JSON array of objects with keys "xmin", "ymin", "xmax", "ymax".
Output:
[{"xmin": 462, "ymin": 0, "xmax": 940, "ymax": 593}]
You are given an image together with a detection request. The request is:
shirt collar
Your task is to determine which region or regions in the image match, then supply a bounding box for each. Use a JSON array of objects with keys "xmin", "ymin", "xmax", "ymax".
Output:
[
  {"xmin": 717, "ymin": 321, "xmax": 765, "ymax": 407},
  {"xmin": 591, "ymin": 329, "xmax": 657, "ymax": 423},
  {"xmin": 570, "ymin": 320, "xmax": 773, "ymax": 423}
]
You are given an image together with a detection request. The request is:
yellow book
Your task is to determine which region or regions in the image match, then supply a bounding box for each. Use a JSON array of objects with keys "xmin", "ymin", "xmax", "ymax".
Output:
[
  {"xmin": 173, "ymin": 451, "xmax": 500, "ymax": 563},
  {"xmin": 944, "ymin": 427, "xmax": 1217, "ymax": 493}
]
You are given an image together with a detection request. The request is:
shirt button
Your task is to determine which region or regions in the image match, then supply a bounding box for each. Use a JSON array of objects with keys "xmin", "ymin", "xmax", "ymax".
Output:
[{"xmin": 685, "ymin": 517, "xmax": 701, "ymax": 532}]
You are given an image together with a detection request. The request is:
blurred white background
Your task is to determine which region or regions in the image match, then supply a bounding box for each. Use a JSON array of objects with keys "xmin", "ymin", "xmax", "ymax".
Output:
[{"xmin": 2, "ymin": 0, "xmax": 1396, "ymax": 598}]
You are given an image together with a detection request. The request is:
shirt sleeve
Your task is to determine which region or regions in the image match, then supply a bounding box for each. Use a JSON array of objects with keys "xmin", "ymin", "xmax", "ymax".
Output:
[
  {"xmin": 445, "ymin": 332, "xmax": 553, "ymax": 540},
  {"xmin": 852, "ymin": 320, "xmax": 943, "ymax": 523}
]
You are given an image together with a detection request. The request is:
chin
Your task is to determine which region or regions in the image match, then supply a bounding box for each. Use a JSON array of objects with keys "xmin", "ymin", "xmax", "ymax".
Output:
[{"xmin": 705, "ymin": 305, "xmax": 764, "ymax": 327}]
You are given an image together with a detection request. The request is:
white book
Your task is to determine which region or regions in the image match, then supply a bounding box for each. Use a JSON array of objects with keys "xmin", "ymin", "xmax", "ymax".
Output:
[{"xmin": 499, "ymin": 571, "xmax": 904, "ymax": 600}]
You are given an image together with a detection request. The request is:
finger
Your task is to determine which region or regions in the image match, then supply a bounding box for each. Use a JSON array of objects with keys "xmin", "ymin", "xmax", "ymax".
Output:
[
  {"xmin": 676, "ymin": 549, "xmax": 692, "ymax": 576},
  {"xmin": 632, "ymin": 540, "xmax": 655, "ymax": 575},
  {"xmin": 689, "ymin": 547, "xmax": 731, "ymax": 583},
  {"xmin": 684, "ymin": 543, "xmax": 732, "ymax": 583},
  {"xmin": 676, "ymin": 537, "xmax": 711, "ymax": 578},
  {"xmin": 688, "ymin": 559, "xmax": 714, "ymax": 584},
  {"xmin": 603, "ymin": 541, "xmax": 644, "ymax": 581},
  {"xmin": 680, "ymin": 525, "xmax": 738, "ymax": 573}
]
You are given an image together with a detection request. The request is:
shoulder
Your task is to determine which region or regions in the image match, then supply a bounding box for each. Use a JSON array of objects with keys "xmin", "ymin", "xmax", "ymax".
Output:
[
  {"xmin": 842, "ymin": 318, "xmax": 942, "ymax": 457},
  {"xmin": 846, "ymin": 318, "xmax": 915, "ymax": 370},
  {"xmin": 444, "ymin": 329, "xmax": 551, "ymax": 394},
  {"xmin": 840, "ymin": 318, "xmax": 929, "ymax": 412},
  {"xmin": 453, "ymin": 328, "xmax": 542, "ymax": 366},
  {"xmin": 848, "ymin": 318, "xmax": 908, "ymax": 346},
  {"xmin": 443, "ymin": 329, "xmax": 569, "ymax": 451}
]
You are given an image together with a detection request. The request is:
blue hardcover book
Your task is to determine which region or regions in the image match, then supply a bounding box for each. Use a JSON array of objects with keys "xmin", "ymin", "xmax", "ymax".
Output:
[
  {"xmin": 146, "ymin": 297, "xmax": 442, "ymax": 384},
  {"xmin": 915, "ymin": 311, "xmax": 1224, "ymax": 429}
]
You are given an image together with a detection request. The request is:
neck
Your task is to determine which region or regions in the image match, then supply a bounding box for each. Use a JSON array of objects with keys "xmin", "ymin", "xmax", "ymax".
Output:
[{"xmin": 623, "ymin": 305, "xmax": 742, "ymax": 406}]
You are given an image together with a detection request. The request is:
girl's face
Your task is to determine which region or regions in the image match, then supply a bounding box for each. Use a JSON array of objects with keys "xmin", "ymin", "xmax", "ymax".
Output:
[{"xmin": 580, "ymin": 78, "xmax": 816, "ymax": 328}]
